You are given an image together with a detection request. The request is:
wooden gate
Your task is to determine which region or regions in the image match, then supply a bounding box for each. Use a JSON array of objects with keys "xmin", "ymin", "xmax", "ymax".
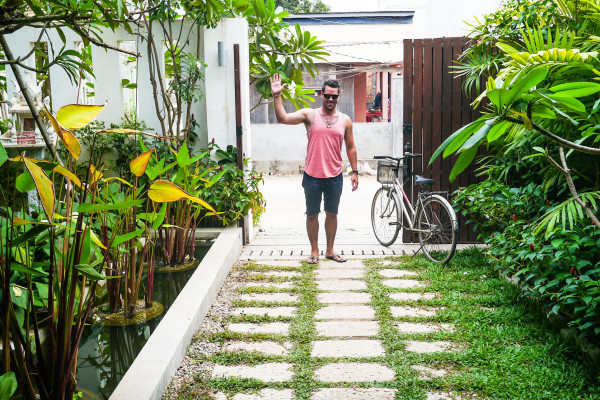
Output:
[{"xmin": 402, "ymin": 37, "xmax": 482, "ymax": 244}]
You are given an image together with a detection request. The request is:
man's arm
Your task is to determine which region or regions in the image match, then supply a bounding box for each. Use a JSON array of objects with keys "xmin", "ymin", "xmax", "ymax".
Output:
[
  {"xmin": 270, "ymin": 73, "xmax": 310, "ymax": 125},
  {"xmin": 344, "ymin": 117, "xmax": 359, "ymax": 191}
]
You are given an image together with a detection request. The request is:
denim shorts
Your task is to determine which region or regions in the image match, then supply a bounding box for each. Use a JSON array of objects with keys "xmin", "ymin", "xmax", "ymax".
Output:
[{"xmin": 302, "ymin": 172, "xmax": 343, "ymax": 217}]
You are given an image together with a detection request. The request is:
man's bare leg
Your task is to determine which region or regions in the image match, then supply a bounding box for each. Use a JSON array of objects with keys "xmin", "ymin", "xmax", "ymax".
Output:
[
  {"xmin": 324, "ymin": 212, "xmax": 346, "ymax": 262},
  {"xmin": 306, "ymin": 214, "xmax": 319, "ymax": 262}
]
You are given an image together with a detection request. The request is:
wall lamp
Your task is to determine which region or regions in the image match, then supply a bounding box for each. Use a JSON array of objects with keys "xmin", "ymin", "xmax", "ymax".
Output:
[{"xmin": 218, "ymin": 41, "xmax": 227, "ymax": 67}]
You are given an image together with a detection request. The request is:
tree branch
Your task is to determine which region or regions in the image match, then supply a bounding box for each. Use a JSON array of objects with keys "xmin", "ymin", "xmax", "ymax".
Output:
[
  {"xmin": 503, "ymin": 115, "xmax": 600, "ymax": 155},
  {"xmin": 70, "ymin": 24, "xmax": 141, "ymax": 57},
  {"xmin": 558, "ymin": 146, "xmax": 600, "ymax": 226}
]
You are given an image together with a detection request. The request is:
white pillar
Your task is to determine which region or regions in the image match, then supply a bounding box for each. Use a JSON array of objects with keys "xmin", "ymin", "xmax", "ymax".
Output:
[{"xmin": 391, "ymin": 72, "xmax": 403, "ymax": 157}]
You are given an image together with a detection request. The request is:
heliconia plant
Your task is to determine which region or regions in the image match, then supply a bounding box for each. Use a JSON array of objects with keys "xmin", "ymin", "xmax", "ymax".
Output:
[{"xmin": 0, "ymin": 103, "xmax": 218, "ymax": 399}]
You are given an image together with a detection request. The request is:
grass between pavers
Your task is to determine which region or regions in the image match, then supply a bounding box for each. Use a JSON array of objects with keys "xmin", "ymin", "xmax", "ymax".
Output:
[
  {"xmin": 365, "ymin": 248, "xmax": 600, "ymax": 400},
  {"xmin": 196, "ymin": 250, "xmax": 600, "ymax": 400}
]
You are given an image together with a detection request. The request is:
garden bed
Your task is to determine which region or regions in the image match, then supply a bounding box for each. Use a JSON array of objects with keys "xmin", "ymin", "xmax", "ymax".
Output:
[{"xmin": 104, "ymin": 226, "xmax": 242, "ymax": 400}]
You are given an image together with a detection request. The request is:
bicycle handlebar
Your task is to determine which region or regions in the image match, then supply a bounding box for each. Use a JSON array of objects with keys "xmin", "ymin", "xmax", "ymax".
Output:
[{"xmin": 374, "ymin": 153, "xmax": 422, "ymax": 161}]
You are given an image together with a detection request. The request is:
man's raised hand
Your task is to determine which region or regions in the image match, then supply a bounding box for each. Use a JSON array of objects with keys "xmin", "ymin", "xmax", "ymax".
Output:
[{"xmin": 270, "ymin": 73, "xmax": 287, "ymax": 97}]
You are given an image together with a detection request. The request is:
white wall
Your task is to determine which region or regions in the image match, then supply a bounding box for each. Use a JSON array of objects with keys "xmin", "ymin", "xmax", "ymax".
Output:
[
  {"xmin": 251, "ymin": 122, "xmax": 392, "ymax": 174},
  {"xmin": 3, "ymin": 18, "xmax": 250, "ymax": 154}
]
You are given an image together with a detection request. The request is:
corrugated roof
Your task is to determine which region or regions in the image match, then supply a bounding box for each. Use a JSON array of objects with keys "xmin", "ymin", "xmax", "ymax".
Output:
[{"xmin": 283, "ymin": 11, "xmax": 415, "ymax": 25}]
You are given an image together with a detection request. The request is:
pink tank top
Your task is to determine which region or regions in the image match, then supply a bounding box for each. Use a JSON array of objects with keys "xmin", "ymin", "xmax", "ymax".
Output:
[{"xmin": 304, "ymin": 109, "xmax": 345, "ymax": 178}]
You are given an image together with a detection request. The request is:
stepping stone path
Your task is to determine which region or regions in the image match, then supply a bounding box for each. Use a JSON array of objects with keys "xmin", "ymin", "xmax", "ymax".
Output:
[{"xmin": 208, "ymin": 259, "xmax": 462, "ymax": 399}]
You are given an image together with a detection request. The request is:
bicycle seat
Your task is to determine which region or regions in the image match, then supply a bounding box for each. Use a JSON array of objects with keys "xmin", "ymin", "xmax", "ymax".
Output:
[{"xmin": 415, "ymin": 175, "xmax": 434, "ymax": 186}]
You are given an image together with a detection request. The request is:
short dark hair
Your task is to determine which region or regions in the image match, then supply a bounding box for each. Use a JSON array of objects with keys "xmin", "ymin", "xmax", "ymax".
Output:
[{"xmin": 322, "ymin": 79, "xmax": 340, "ymax": 93}]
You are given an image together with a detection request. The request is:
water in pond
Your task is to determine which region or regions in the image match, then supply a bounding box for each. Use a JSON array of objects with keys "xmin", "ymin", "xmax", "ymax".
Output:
[{"xmin": 75, "ymin": 240, "xmax": 213, "ymax": 400}]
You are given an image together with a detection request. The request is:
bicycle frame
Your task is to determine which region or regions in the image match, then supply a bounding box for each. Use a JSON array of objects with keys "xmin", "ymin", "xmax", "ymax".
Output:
[{"xmin": 384, "ymin": 177, "xmax": 430, "ymax": 234}]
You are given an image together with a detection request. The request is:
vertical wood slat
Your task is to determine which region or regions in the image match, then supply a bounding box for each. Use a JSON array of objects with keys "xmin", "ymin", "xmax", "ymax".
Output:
[
  {"xmin": 421, "ymin": 39, "xmax": 433, "ymax": 178},
  {"xmin": 430, "ymin": 38, "xmax": 443, "ymax": 192},
  {"xmin": 440, "ymin": 38, "xmax": 453, "ymax": 194},
  {"xmin": 402, "ymin": 39, "xmax": 413, "ymax": 245},
  {"xmin": 458, "ymin": 38, "xmax": 472, "ymax": 244},
  {"xmin": 450, "ymin": 38, "xmax": 465, "ymax": 243}
]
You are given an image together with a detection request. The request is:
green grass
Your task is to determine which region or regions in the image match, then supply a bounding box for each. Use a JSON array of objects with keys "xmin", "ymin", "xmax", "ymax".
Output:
[{"xmin": 181, "ymin": 249, "xmax": 600, "ymax": 399}]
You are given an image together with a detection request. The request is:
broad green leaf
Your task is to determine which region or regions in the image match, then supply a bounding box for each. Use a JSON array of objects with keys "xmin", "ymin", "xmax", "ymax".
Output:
[
  {"xmin": 549, "ymin": 82, "xmax": 600, "ymax": 97},
  {"xmin": 430, "ymin": 120, "xmax": 479, "ymax": 165},
  {"xmin": 506, "ymin": 66, "xmax": 548, "ymax": 104},
  {"xmin": 176, "ymin": 142, "xmax": 190, "ymax": 168},
  {"xmin": 459, "ymin": 117, "xmax": 498, "ymax": 151},
  {"xmin": 77, "ymin": 199, "xmax": 144, "ymax": 213},
  {"xmin": 99, "ymin": 128, "xmax": 178, "ymax": 140},
  {"xmin": 112, "ymin": 228, "xmax": 144, "ymax": 247},
  {"xmin": 15, "ymin": 171, "xmax": 35, "ymax": 193},
  {"xmin": 44, "ymin": 104, "xmax": 81, "ymax": 160},
  {"xmin": 449, "ymin": 146, "xmax": 478, "ymax": 182},
  {"xmin": 487, "ymin": 120, "xmax": 510, "ymax": 142},
  {"xmin": 56, "ymin": 103, "xmax": 105, "ymax": 130},
  {"xmin": 0, "ymin": 142, "xmax": 7, "ymax": 168},
  {"xmin": 75, "ymin": 264, "xmax": 108, "ymax": 281},
  {"xmin": 548, "ymin": 95, "xmax": 586, "ymax": 113},
  {"xmin": 148, "ymin": 180, "xmax": 217, "ymax": 213},
  {"xmin": 23, "ymin": 156, "xmax": 55, "ymax": 221},
  {"xmin": 0, "ymin": 372, "xmax": 17, "ymax": 400},
  {"xmin": 81, "ymin": 226, "xmax": 92, "ymax": 265},
  {"xmin": 487, "ymin": 88, "xmax": 511, "ymax": 109},
  {"xmin": 9, "ymin": 262, "xmax": 47, "ymax": 276},
  {"xmin": 130, "ymin": 149, "xmax": 153, "ymax": 177}
]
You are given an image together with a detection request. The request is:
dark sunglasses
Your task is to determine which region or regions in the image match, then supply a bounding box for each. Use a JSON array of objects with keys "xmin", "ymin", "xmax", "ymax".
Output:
[{"xmin": 323, "ymin": 94, "xmax": 339, "ymax": 100}]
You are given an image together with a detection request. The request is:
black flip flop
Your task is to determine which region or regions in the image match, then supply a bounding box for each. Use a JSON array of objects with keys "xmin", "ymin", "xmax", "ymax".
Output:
[
  {"xmin": 325, "ymin": 255, "xmax": 346, "ymax": 263},
  {"xmin": 306, "ymin": 256, "xmax": 319, "ymax": 264}
]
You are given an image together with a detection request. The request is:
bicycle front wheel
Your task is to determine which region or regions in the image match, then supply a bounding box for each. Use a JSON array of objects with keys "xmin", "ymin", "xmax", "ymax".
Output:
[
  {"xmin": 415, "ymin": 195, "xmax": 458, "ymax": 263},
  {"xmin": 371, "ymin": 186, "xmax": 401, "ymax": 246}
]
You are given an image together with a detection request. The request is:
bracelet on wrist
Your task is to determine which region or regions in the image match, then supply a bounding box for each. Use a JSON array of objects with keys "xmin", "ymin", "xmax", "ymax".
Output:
[
  {"xmin": 351, "ymin": 170, "xmax": 359, "ymax": 174},
  {"xmin": 273, "ymin": 93, "xmax": 281, "ymax": 98}
]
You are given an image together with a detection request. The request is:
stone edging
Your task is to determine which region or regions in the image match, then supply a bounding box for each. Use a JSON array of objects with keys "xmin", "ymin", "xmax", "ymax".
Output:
[{"xmin": 109, "ymin": 226, "xmax": 243, "ymax": 400}]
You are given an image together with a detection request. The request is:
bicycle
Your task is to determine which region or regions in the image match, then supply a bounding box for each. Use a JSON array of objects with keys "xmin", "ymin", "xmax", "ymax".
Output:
[{"xmin": 371, "ymin": 149, "xmax": 459, "ymax": 263}]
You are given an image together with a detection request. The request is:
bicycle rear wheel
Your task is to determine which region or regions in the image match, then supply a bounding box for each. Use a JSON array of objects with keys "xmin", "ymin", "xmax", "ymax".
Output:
[
  {"xmin": 415, "ymin": 195, "xmax": 457, "ymax": 263},
  {"xmin": 371, "ymin": 186, "xmax": 401, "ymax": 246}
]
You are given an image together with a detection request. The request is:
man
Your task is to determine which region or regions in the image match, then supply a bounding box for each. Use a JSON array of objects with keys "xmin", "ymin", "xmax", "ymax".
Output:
[{"xmin": 270, "ymin": 73, "xmax": 358, "ymax": 264}]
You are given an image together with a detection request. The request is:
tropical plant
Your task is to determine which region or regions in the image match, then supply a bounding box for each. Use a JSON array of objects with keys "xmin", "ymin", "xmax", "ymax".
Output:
[
  {"xmin": 227, "ymin": 0, "xmax": 329, "ymax": 110},
  {"xmin": 275, "ymin": 0, "xmax": 330, "ymax": 13}
]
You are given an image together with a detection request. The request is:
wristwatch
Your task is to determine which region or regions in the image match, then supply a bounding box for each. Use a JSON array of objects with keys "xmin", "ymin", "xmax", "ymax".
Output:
[{"xmin": 351, "ymin": 170, "xmax": 359, "ymax": 174}]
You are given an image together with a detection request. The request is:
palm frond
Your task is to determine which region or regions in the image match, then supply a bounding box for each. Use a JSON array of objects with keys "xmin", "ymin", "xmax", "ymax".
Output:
[{"xmin": 535, "ymin": 190, "xmax": 600, "ymax": 235}]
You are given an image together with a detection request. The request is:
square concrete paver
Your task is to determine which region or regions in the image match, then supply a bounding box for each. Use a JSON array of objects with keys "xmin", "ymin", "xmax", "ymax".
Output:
[
  {"xmin": 311, "ymin": 339, "xmax": 385, "ymax": 357},
  {"xmin": 383, "ymin": 279, "xmax": 425, "ymax": 289},
  {"xmin": 314, "ymin": 362, "xmax": 395, "ymax": 382},
  {"xmin": 379, "ymin": 269, "xmax": 418, "ymax": 278},
  {"xmin": 214, "ymin": 389, "xmax": 295, "ymax": 400},
  {"xmin": 250, "ymin": 271, "xmax": 300, "ymax": 278},
  {"xmin": 227, "ymin": 322, "xmax": 289, "ymax": 335},
  {"xmin": 316, "ymin": 321, "xmax": 379, "ymax": 337},
  {"xmin": 390, "ymin": 292, "xmax": 435, "ymax": 301},
  {"xmin": 233, "ymin": 307, "xmax": 297, "ymax": 318},
  {"xmin": 211, "ymin": 363, "xmax": 293, "ymax": 382},
  {"xmin": 321, "ymin": 259, "xmax": 366, "ymax": 269},
  {"xmin": 396, "ymin": 322, "xmax": 453, "ymax": 334},
  {"xmin": 257, "ymin": 260, "xmax": 302, "ymax": 267},
  {"xmin": 242, "ymin": 281, "xmax": 294, "ymax": 290},
  {"xmin": 315, "ymin": 305, "xmax": 375, "ymax": 320},
  {"xmin": 427, "ymin": 392, "xmax": 463, "ymax": 400},
  {"xmin": 391, "ymin": 306, "xmax": 438, "ymax": 318},
  {"xmin": 224, "ymin": 341, "xmax": 292, "ymax": 356},
  {"xmin": 317, "ymin": 280, "xmax": 367, "ymax": 291},
  {"xmin": 316, "ymin": 269, "xmax": 364, "ymax": 279},
  {"xmin": 405, "ymin": 340, "xmax": 457, "ymax": 353},
  {"xmin": 239, "ymin": 293, "xmax": 299, "ymax": 303},
  {"xmin": 317, "ymin": 292, "xmax": 371, "ymax": 304},
  {"xmin": 412, "ymin": 365, "xmax": 449, "ymax": 380},
  {"xmin": 312, "ymin": 388, "xmax": 396, "ymax": 400}
]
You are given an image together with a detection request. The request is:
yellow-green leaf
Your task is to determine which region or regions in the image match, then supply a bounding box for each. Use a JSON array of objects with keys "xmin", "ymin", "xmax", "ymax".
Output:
[
  {"xmin": 23, "ymin": 155, "xmax": 55, "ymax": 221},
  {"xmin": 56, "ymin": 103, "xmax": 105, "ymax": 130},
  {"xmin": 130, "ymin": 149, "xmax": 153, "ymax": 177},
  {"xmin": 89, "ymin": 165, "xmax": 104, "ymax": 187},
  {"xmin": 99, "ymin": 128, "xmax": 178, "ymax": 141},
  {"xmin": 44, "ymin": 104, "xmax": 81, "ymax": 160},
  {"xmin": 53, "ymin": 165, "xmax": 83, "ymax": 189},
  {"xmin": 148, "ymin": 180, "xmax": 216, "ymax": 213}
]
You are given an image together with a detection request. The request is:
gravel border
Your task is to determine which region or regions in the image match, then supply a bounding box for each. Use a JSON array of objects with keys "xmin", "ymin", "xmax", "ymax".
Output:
[{"xmin": 161, "ymin": 263, "xmax": 247, "ymax": 399}]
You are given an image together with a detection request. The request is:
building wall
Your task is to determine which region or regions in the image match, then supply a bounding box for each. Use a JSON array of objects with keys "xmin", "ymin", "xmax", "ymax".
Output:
[
  {"xmin": 251, "ymin": 122, "xmax": 392, "ymax": 174},
  {"xmin": 354, "ymin": 73, "xmax": 367, "ymax": 123},
  {"xmin": 3, "ymin": 18, "xmax": 250, "ymax": 154}
]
